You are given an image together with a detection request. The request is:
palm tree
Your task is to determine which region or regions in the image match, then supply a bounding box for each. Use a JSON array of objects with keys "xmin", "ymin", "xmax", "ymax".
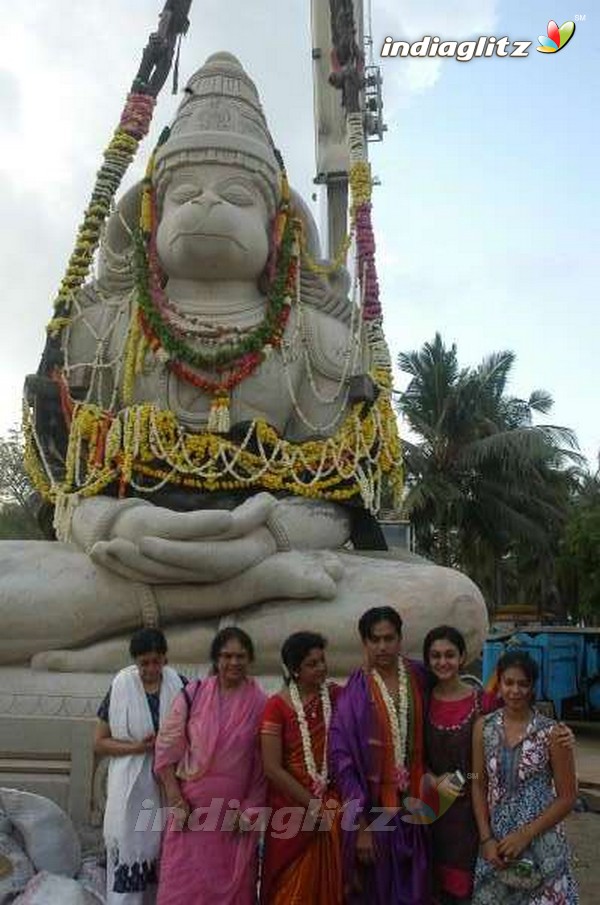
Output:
[
  {"xmin": 397, "ymin": 334, "xmax": 582, "ymax": 612},
  {"xmin": 558, "ymin": 466, "xmax": 600, "ymax": 624}
]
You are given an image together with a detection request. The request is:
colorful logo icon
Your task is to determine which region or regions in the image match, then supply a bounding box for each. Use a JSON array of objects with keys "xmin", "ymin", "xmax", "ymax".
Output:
[
  {"xmin": 537, "ymin": 20, "xmax": 576, "ymax": 53},
  {"xmin": 401, "ymin": 773, "xmax": 461, "ymax": 826}
]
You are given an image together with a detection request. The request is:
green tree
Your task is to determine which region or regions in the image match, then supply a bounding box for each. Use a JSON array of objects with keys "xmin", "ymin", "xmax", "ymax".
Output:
[
  {"xmin": 0, "ymin": 426, "xmax": 43, "ymax": 539},
  {"xmin": 397, "ymin": 334, "xmax": 582, "ymax": 613},
  {"xmin": 558, "ymin": 470, "xmax": 600, "ymax": 624}
]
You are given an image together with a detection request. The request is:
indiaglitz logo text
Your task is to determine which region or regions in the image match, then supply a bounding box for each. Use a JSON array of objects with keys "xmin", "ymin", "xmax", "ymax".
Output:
[
  {"xmin": 381, "ymin": 19, "xmax": 576, "ymax": 62},
  {"xmin": 381, "ymin": 35, "xmax": 531, "ymax": 61}
]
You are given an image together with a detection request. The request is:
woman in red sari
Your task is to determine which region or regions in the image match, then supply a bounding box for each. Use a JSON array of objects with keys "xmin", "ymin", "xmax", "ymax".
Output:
[{"xmin": 260, "ymin": 631, "xmax": 343, "ymax": 904}]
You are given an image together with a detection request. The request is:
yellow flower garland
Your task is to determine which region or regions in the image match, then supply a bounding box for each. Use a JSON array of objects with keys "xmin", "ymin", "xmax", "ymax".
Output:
[
  {"xmin": 25, "ymin": 92, "xmax": 404, "ymax": 519},
  {"xmin": 26, "ymin": 380, "xmax": 402, "ymax": 512}
]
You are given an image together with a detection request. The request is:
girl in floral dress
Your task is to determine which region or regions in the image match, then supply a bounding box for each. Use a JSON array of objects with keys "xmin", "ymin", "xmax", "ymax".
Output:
[{"xmin": 472, "ymin": 651, "xmax": 578, "ymax": 904}]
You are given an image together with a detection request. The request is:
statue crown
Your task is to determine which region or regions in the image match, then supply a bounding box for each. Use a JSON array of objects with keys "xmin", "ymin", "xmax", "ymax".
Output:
[{"xmin": 154, "ymin": 52, "xmax": 280, "ymax": 215}]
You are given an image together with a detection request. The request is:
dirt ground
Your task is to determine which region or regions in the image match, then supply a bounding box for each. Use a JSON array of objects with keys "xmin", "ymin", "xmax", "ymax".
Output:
[
  {"xmin": 567, "ymin": 720, "xmax": 600, "ymax": 903},
  {"xmin": 565, "ymin": 811, "xmax": 599, "ymax": 902}
]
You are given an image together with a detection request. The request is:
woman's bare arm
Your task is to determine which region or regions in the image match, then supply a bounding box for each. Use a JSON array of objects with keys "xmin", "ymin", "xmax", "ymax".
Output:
[
  {"xmin": 471, "ymin": 716, "xmax": 503, "ymax": 868},
  {"xmin": 260, "ymin": 732, "xmax": 315, "ymax": 809},
  {"xmin": 497, "ymin": 728, "xmax": 577, "ymax": 860}
]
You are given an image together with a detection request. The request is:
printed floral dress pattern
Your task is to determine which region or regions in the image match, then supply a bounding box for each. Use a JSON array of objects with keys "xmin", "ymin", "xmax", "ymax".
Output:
[{"xmin": 473, "ymin": 709, "xmax": 578, "ymax": 905}]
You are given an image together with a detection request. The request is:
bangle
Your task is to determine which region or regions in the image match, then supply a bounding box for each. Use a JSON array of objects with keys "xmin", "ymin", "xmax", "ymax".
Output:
[{"xmin": 480, "ymin": 836, "xmax": 495, "ymax": 846}]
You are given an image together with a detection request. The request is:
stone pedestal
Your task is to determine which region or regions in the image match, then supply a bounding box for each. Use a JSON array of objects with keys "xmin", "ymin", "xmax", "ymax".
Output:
[
  {"xmin": 0, "ymin": 666, "xmax": 285, "ymax": 834},
  {"xmin": 0, "ymin": 669, "xmax": 109, "ymax": 828}
]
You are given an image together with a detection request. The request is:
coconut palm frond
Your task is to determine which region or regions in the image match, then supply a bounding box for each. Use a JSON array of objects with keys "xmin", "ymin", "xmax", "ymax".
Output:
[{"xmin": 528, "ymin": 389, "xmax": 554, "ymax": 414}]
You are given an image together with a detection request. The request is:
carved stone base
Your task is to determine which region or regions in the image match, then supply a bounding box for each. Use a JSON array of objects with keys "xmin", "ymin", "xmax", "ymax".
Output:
[
  {"xmin": 0, "ymin": 669, "xmax": 109, "ymax": 829},
  {"xmin": 0, "ymin": 667, "xmax": 284, "ymax": 833}
]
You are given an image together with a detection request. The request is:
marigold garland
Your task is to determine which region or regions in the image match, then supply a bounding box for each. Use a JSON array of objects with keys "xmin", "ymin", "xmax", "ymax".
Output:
[
  {"xmin": 25, "ymin": 388, "xmax": 401, "ymax": 512},
  {"xmin": 25, "ymin": 69, "xmax": 404, "ymax": 516},
  {"xmin": 48, "ymin": 93, "xmax": 156, "ymax": 332},
  {"xmin": 133, "ymin": 215, "xmax": 297, "ymax": 375}
]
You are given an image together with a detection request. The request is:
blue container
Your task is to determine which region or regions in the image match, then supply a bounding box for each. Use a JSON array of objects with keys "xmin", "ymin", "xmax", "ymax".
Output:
[
  {"xmin": 482, "ymin": 632, "xmax": 583, "ymax": 717},
  {"xmin": 538, "ymin": 633, "xmax": 583, "ymax": 714},
  {"xmin": 482, "ymin": 640, "xmax": 506, "ymax": 687},
  {"xmin": 584, "ymin": 635, "xmax": 600, "ymax": 680},
  {"xmin": 589, "ymin": 678, "xmax": 600, "ymax": 712}
]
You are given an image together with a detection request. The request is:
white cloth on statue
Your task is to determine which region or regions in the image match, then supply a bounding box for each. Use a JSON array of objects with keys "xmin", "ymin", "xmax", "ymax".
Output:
[{"xmin": 104, "ymin": 664, "xmax": 183, "ymax": 901}]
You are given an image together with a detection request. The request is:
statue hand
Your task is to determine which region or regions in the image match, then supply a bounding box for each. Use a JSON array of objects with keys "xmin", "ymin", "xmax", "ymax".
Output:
[{"xmin": 90, "ymin": 493, "xmax": 278, "ymax": 584}]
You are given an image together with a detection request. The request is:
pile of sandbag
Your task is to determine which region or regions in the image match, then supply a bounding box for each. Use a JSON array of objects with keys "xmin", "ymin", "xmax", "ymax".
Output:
[{"xmin": 0, "ymin": 789, "xmax": 105, "ymax": 904}]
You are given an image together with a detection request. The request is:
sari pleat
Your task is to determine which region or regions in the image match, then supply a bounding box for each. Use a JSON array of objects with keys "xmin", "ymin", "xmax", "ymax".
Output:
[{"xmin": 260, "ymin": 689, "xmax": 343, "ymax": 905}]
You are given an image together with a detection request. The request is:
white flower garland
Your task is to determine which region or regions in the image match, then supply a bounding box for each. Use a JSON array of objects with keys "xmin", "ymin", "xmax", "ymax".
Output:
[
  {"xmin": 371, "ymin": 657, "xmax": 411, "ymax": 790},
  {"xmin": 289, "ymin": 680, "xmax": 332, "ymax": 797}
]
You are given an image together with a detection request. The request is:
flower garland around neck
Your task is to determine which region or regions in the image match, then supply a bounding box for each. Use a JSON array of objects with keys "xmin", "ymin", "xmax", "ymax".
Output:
[
  {"xmin": 371, "ymin": 658, "xmax": 411, "ymax": 792},
  {"xmin": 289, "ymin": 679, "xmax": 332, "ymax": 798},
  {"xmin": 129, "ymin": 147, "xmax": 300, "ymax": 431}
]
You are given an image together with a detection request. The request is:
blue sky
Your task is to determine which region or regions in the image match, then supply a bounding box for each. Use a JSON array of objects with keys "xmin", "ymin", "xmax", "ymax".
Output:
[
  {"xmin": 0, "ymin": 0, "xmax": 597, "ymax": 465},
  {"xmin": 371, "ymin": 0, "xmax": 598, "ymax": 465}
]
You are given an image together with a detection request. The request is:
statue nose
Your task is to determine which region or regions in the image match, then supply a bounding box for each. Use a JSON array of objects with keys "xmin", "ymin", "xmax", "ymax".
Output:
[{"xmin": 190, "ymin": 190, "xmax": 221, "ymax": 211}]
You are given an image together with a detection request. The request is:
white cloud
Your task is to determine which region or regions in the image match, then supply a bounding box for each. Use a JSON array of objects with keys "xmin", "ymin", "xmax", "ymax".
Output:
[
  {"xmin": 0, "ymin": 0, "xmax": 597, "ymax": 470},
  {"xmin": 372, "ymin": 0, "xmax": 499, "ymax": 105},
  {"xmin": 0, "ymin": 0, "xmax": 317, "ymax": 434},
  {"xmin": 375, "ymin": 0, "xmax": 499, "ymax": 40}
]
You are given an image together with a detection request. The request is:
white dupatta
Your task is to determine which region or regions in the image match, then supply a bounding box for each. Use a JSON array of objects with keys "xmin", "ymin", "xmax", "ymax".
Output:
[{"xmin": 104, "ymin": 664, "xmax": 183, "ymax": 887}]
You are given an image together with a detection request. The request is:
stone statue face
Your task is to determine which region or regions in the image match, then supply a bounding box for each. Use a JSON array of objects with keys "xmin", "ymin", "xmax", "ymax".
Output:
[{"xmin": 155, "ymin": 163, "xmax": 271, "ymax": 282}]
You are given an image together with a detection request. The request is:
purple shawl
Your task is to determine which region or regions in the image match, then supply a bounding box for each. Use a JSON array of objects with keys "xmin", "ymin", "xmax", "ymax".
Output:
[{"xmin": 329, "ymin": 667, "xmax": 431, "ymax": 904}]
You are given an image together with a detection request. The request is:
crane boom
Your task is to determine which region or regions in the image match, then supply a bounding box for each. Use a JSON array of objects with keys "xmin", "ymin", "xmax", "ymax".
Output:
[{"xmin": 310, "ymin": 0, "xmax": 364, "ymax": 256}]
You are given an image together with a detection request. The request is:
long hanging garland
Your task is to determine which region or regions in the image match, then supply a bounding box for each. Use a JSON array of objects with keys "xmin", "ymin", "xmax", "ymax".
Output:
[
  {"xmin": 46, "ymin": 94, "xmax": 156, "ymax": 338},
  {"xmin": 24, "ymin": 1, "xmax": 403, "ymax": 524},
  {"xmin": 42, "ymin": 1, "xmax": 193, "ymax": 344},
  {"xmin": 327, "ymin": 0, "xmax": 394, "ymax": 388}
]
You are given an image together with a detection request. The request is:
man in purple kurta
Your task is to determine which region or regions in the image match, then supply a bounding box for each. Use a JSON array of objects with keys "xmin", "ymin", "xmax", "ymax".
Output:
[{"xmin": 329, "ymin": 607, "xmax": 431, "ymax": 904}]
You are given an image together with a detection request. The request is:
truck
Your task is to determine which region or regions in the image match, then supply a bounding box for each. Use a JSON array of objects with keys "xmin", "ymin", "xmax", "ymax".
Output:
[{"xmin": 482, "ymin": 627, "xmax": 600, "ymax": 720}]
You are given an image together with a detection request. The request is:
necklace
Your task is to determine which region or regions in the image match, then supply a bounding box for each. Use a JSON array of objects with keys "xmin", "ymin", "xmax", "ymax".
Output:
[
  {"xmin": 135, "ymin": 180, "xmax": 297, "ymax": 376},
  {"xmin": 289, "ymin": 680, "xmax": 332, "ymax": 798},
  {"xmin": 430, "ymin": 689, "xmax": 478, "ymax": 732},
  {"xmin": 130, "ymin": 168, "xmax": 298, "ymax": 431},
  {"xmin": 371, "ymin": 658, "xmax": 411, "ymax": 791}
]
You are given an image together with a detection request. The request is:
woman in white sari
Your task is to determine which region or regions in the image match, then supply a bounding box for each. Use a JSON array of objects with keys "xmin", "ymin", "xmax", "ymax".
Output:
[{"xmin": 95, "ymin": 628, "xmax": 184, "ymax": 904}]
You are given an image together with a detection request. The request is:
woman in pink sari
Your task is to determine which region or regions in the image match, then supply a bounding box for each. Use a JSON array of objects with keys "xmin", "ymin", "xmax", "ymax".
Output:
[{"xmin": 154, "ymin": 627, "xmax": 266, "ymax": 905}]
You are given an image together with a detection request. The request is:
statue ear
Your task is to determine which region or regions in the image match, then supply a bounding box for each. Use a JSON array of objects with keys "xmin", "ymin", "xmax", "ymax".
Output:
[
  {"xmin": 96, "ymin": 181, "xmax": 144, "ymax": 294},
  {"xmin": 104, "ymin": 181, "xmax": 143, "ymax": 253},
  {"xmin": 290, "ymin": 188, "xmax": 322, "ymax": 259},
  {"xmin": 290, "ymin": 187, "xmax": 355, "ymax": 325}
]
